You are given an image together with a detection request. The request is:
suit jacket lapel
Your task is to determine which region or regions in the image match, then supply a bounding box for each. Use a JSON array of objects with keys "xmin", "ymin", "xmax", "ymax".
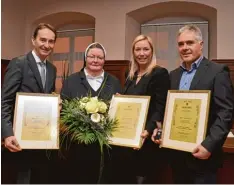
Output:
[
  {"xmin": 190, "ymin": 58, "xmax": 209, "ymax": 90},
  {"xmin": 45, "ymin": 61, "xmax": 54, "ymax": 93},
  {"xmin": 171, "ymin": 68, "xmax": 183, "ymax": 89},
  {"xmin": 27, "ymin": 52, "xmax": 44, "ymax": 92}
]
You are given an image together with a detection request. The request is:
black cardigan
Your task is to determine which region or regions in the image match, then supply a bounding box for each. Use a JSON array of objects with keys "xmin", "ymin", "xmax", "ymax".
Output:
[
  {"xmin": 123, "ymin": 66, "xmax": 170, "ymax": 133},
  {"xmin": 61, "ymin": 70, "xmax": 122, "ymax": 100}
]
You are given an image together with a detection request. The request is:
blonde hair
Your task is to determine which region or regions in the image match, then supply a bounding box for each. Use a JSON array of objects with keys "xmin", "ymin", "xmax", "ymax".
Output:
[{"xmin": 128, "ymin": 35, "xmax": 157, "ymax": 80}]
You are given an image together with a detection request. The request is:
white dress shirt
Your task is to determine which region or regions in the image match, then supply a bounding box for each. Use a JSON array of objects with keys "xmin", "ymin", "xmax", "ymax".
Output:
[
  {"xmin": 84, "ymin": 68, "xmax": 104, "ymax": 91},
  {"xmin": 32, "ymin": 50, "xmax": 47, "ymax": 77}
]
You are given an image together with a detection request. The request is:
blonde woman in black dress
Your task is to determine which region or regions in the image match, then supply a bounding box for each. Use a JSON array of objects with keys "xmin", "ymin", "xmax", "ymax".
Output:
[{"xmin": 107, "ymin": 35, "xmax": 170, "ymax": 183}]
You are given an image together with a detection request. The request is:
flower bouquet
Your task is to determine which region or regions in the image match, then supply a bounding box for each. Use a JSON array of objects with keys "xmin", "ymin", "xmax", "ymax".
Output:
[{"xmin": 60, "ymin": 96, "xmax": 118, "ymax": 183}]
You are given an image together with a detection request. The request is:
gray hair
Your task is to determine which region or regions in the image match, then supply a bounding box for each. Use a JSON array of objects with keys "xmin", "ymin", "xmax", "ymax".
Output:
[{"xmin": 178, "ymin": 24, "xmax": 203, "ymax": 41}]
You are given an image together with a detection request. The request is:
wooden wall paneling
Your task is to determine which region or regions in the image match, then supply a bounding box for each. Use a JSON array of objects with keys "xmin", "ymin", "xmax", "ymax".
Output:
[{"xmin": 104, "ymin": 60, "xmax": 129, "ymax": 87}]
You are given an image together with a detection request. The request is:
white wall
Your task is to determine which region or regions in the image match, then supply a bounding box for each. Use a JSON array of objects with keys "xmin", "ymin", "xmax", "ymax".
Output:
[
  {"xmin": 2, "ymin": 0, "xmax": 27, "ymax": 59},
  {"xmin": 2, "ymin": 0, "xmax": 234, "ymax": 60}
]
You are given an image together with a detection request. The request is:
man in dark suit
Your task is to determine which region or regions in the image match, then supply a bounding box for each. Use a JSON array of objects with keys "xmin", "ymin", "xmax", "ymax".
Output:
[
  {"xmin": 1, "ymin": 23, "xmax": 57, "ymax": 183},
  {"xmin": 152, "ymin": 24, "xmax": 234, "ymax": 183}
]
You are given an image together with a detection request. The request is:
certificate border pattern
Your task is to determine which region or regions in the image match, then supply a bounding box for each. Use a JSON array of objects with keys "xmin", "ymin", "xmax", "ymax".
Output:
[
  {"xmin": 13, "ymin": 92, "xmax": 60, "ymax": 149},
  {"xmin": 160, "ymin": 90, "xmax": 211, "ymax": 152},
  {"xmin": 108, "ymin": 94, "xmax": 151, "ymax": 148}
]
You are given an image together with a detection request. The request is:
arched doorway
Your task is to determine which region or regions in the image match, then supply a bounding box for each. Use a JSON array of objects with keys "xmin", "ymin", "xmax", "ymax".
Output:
[
  {"xmin": 33, "ymin": 12, "xmax": 95, "ymax": 92},
  {"xmin": 125, "ymin": 1, "xmax": 217, "ymax": 65}
]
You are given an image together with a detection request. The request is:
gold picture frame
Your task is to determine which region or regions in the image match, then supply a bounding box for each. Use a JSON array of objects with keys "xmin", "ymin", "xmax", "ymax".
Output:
[
  {"xmin": 160, "ymin": 90, "xmax": 211, "ymax": 152},
  {"xmin": 13, "ymin": 92, "xmax": 60, "ymax": 149},
  {"xmin": 108, "ymin": 94, "xmax": 151, "ymax": 148}
]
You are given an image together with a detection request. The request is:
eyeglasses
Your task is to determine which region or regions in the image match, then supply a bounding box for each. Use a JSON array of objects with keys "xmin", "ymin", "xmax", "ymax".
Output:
[{"xmin": 87, "ymin": 55, "xmax": 104, "ymax": 61}]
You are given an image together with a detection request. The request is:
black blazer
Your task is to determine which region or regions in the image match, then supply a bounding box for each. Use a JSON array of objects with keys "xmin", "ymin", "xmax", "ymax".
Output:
[
  {"xmin": 1, "ymin": 52, "xmax": 57, "ymax": 139},
  {"xmin": 170, "ymin": 57, "xmax": 234, "ymax": 169},
  {"xmin": 60, "ymin": 70, "xmax": 122, "ymax": 100},
  {"xmin": 124, "ymin": 66, "xmax": 170, "ymax": 133}
]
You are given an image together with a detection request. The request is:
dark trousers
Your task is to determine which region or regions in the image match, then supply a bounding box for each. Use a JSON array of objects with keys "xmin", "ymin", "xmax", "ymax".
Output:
[
  {"xmin": 104, "ymin": 139, "xmax": 168, "ymax": 184},
  {"xmin": 169, "ymin": 149, "xmax": 221, "ymax": 184},
  {"xmin": 2, "ymin": 148, "xmax": 51, "ymax": 184},
  {"xmin": 103, "ymin": 146, "xmax": 135, "ymax": 184},
  {"xmin": 172, "ymin": 165, "xmax": 217, "ymax": 184},
  {"xmin": 51, "ymin": 142, "xmax": 103, "ymax": 184},
  {"xmin": 16, "ymin": 164, "xmax": 31, "ymax": 184}
]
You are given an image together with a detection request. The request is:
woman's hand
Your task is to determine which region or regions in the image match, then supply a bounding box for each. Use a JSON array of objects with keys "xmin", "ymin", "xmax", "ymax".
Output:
[
  {"xmin": 151, "ymin": 121, "xmax": 162, "ymax": 144},
  {"xmin": 151, "ymin": 128, "xmax": 162, "ymax": 144}
]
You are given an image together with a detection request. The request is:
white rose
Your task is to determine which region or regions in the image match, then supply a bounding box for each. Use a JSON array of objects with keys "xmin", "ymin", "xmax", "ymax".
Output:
[
  {"xmin": 85, "ymin": 100, "xmax": 99, "ymax": 113},
  {"xmin": 90, "ymin": 96, "xmax": 98, "ymax": 103},
  {"xmin": 98, "ymin": 101, "xmax": 107, "ymax": 113},
  {"xmin": 91, "ymin": 113, "xmax": 101, "ymax": 123},
  {"xmin": 80, "ymin": 97, "xmax": 89, "ymax": 103}
]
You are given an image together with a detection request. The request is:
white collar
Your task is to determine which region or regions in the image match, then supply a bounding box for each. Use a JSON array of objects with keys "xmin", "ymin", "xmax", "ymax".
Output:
[
  {"xmin": 32, "ymin": 50, "xmax": 47, "ymax": 64},
  {"xmin": 84, "ymin": 68, "xmax": 104, "ymax": 78}
]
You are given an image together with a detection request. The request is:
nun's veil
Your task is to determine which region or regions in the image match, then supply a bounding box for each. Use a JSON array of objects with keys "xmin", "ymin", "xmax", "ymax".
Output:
[{"xmin": 81, "ymin": 42, "xmax": 106, "ymax": 71}]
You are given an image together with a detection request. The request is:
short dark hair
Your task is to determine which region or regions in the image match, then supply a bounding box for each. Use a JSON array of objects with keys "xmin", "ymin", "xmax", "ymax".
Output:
[{"xmin": 33, "ymin": 23, "xmax": 57, "ymax": 41}]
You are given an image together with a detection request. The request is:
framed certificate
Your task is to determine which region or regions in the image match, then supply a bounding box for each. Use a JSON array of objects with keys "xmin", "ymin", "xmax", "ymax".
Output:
[
  {"xmin": 13, "ymin": 92, "xmax": 60, "ymax": 149},
  {"xmin": 160, "ymin": 90, "xmax": 211, "ymax": 152},
  {"xmin": 108, "ymin": 95, "xmax": 150, "ymax": 148}
]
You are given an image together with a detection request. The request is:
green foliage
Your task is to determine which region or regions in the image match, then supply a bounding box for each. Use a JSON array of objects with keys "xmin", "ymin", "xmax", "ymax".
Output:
[
  {"xmin": 60, "ymin": 97, "xmax": 118, "ymax": 146},
  {"xmin": 59, "ymin": 96, "xmax": 118, "ymax": 183}
]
